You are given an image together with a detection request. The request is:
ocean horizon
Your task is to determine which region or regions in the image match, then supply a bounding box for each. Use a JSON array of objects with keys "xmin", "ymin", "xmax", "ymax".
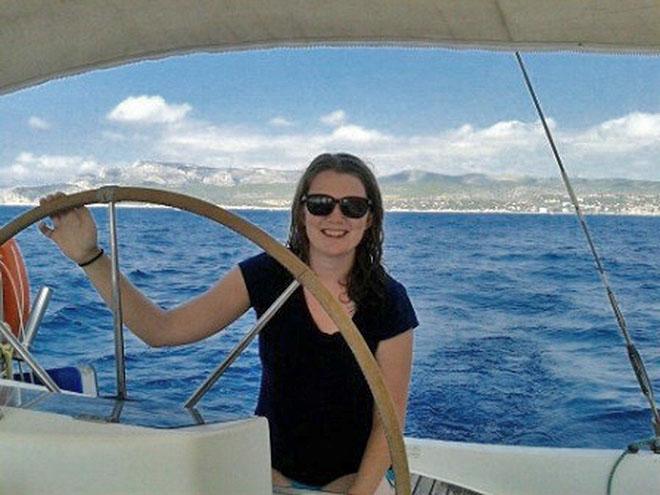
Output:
[{"xmin": 2, "ymin": 201, "xmax": 659, "ymax": 217}]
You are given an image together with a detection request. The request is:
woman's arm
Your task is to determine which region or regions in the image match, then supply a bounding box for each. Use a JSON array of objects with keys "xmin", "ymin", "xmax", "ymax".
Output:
[
  {"xmin": 81, "ymin": 258, "xmax": 249, "ymax": 347},
  {"xmin": 347, "ymin": 329, "xmax": 414, "ymax": 495},
  {"xmin": 39, "ymin": 194, "xmax": 250, "ymax": 347}
]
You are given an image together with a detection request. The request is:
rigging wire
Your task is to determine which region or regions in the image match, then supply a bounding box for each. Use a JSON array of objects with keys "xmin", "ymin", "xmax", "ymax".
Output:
[{"xmin": 514, "ymin": 52, "xmax": 660, "ymax": 435}]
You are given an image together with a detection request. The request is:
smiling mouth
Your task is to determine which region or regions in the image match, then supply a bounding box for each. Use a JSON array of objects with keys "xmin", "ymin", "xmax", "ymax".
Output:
[{"xmin": 321, "ymin": 228, "xmax": 349, "ymax": 238}]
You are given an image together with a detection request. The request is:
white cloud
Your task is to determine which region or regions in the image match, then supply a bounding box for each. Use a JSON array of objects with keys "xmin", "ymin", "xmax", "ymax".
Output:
[
  {"xmin": 12, "ymin": 110, "xmax": 657, "ymax": 186},
  {"xmin": 107, "ymin": 95, "xmax": 192, "ymax": 124},
  {"xmin": 600, "ymin": 112, "xmax": 660, "ymax": 139},
  {"xmin": 269, "ymin": 116, "xmax": 294, "ymax": 127},
  {"xmin": 568, "ymin": 112, "xmax": 660, "ymax": 153},
  {"xmin": 156, "ymin": 122, "xmax": 316, "ymax": 168},
  {"xmin": 1, "ymin": 152, "xmax": 102, "ymax": 186},
  {"xmin": 330, "ymin": 125, "xmax": 386, "ymax": 144},
  {"xmin": 28, "ymin": 116, "xmax": 51, "ymax": 130},
  {"xmin": 354, "ymin": 119, "xmax": 551, "ymax": 177},
  {"xmin": 142, "ymin": 111, "xmax": 660, "ymax": 179},
  {"xmin": 320, "ymin": 110, "xmax": 347, "ymax": 127}
]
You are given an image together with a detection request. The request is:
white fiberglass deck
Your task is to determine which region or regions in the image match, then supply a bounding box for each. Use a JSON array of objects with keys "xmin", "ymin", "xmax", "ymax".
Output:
[
  {"xmin": 0, "ymin": 405, "xmax": 271, "ymax": 495},
  {"xmin": 2, "ymin": 381, "xmax": 659, "ymax": 495}
]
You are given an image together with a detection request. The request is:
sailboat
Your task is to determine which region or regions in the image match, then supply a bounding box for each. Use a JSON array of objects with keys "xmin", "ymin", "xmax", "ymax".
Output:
[{"xmin": 1, "ymin": 2, "xmax": 659, "ymax": 494}]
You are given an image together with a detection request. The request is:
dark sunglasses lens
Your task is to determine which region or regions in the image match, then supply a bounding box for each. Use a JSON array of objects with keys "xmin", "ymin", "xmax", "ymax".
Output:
[
  {"xmin": 340, "ymin": 198, "xmax": 370, "ymax": 218},
  {"xmin": 305, "ymin": 195, "xmax": 335, "ymax": 216}
]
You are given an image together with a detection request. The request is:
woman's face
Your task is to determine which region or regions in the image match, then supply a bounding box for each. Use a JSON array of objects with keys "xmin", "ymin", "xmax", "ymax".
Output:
[{"xmin": 303, "ymin": 170, "xmax": 371, "ymax": 262}]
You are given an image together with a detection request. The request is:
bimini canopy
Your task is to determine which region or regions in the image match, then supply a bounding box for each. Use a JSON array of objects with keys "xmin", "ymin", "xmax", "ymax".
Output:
[{"xmin": 2, "ymin": 0, "xmax": 660, "ymax": 95}]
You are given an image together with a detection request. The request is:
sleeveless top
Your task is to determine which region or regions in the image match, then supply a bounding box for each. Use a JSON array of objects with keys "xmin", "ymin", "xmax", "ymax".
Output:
[{"xmin": 239, "ymin": 252, "xmax": 418, "ymax": 486}]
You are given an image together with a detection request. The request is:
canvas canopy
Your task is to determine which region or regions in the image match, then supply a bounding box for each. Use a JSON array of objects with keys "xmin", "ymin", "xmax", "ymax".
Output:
[{"xmin": 2, "ymin": 0, "xmax": 660, "ymax": 95}]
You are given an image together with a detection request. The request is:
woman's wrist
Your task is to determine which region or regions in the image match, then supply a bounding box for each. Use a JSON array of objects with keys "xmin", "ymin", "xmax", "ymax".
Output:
[{"xmin": 77, "ymin": 247, "xmax": 104, "ymax": 267}]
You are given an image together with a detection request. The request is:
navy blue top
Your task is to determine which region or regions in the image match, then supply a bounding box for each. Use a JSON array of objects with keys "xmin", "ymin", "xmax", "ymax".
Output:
[{"xmin": 239, "ymin": 252, "xmax": 418, "ymax": 486}]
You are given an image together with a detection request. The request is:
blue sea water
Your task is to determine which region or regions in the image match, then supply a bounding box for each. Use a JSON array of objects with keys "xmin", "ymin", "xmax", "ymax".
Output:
[{"xmin": 2, "ymin": 206, "xmax": 659, "ymax": 450}]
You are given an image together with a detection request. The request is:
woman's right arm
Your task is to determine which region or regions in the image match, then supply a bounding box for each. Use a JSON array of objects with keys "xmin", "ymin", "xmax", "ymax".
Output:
[
  {"xmin": 81, "ymin": 257, "xmax": 250, "ymax": 347},
  {"xmin": 39, "ymin": 194, "xmax": 250, "ymax": 347}
]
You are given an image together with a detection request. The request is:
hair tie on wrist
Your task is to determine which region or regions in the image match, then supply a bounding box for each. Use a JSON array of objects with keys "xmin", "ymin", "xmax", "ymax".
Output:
[{"xmin": 78, "ymin": 248, "xmax": 104, "ymax": 267}]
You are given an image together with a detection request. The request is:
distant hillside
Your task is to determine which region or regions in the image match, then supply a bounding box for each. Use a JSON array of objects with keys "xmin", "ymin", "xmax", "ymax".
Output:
[
  {"xmin": 379, "ymin": 170, "xmax": 660, "ymax": 214},
  {"xmin": 2, "ymin": 161, "xmax": 660, "ymax": 214},
  {"xmin": 4, "ymin": 161, "xmax": 300, "ymax": 208},
  {"xmin": 380, "ymin": 170, "xmax": 660, "ymax": 195}
]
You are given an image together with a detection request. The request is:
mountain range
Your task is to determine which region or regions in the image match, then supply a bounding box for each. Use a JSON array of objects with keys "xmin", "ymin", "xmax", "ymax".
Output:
[{"xmin": 3, "ymin": 161, "xmax": 659, "ymax": 214}]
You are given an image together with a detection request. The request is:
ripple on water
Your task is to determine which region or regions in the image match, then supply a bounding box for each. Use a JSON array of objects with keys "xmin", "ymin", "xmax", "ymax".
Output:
[{"xmin": 8, "ymin": 208, "xmax": 658, "ymax": 449}]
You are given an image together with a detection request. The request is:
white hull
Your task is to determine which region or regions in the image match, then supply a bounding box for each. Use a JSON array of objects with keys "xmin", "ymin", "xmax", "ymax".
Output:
[
  {"xmin": 406, "ymin": 437, "xmax": 660, "ymax": 495},
  {"xmin": 2, "ymin": 393, "xmax": 658, "ymax": 495}
]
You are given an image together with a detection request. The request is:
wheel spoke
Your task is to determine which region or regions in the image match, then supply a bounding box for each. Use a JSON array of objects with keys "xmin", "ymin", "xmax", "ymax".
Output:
[
  {"xmin": 108, "ymin": 201, "xmax": 127, "ymax": 400},
  {"xmin": 184, "ymin": 279, "xmax": 300, "ymax": 409}
]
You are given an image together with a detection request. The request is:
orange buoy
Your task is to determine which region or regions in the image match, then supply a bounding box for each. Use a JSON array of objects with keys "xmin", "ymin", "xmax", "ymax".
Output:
[{"xmin": 0, "ymin": 239, "xmax": 30, "ymax": 338}]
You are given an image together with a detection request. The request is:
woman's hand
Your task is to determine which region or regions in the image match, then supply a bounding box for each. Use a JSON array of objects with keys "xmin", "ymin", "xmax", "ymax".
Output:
[{"xmin": 38, "ymin": 192, "xmax": 99, "ymax": 264}]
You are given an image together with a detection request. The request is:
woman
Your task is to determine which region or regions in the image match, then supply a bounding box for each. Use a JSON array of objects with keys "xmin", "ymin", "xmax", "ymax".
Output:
[{"xmin": 40, "ymin": 153, "xmax": 417, "ymax": 495}]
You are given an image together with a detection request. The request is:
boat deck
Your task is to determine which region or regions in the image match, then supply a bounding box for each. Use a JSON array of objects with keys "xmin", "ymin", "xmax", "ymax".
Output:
[
  {"xmin": 273, "ymin": 474, "xmax": 482, "ymax": 495},
  {"xmin": 411, "ymin": 474, "xmax": 482, "ymax": 495}
]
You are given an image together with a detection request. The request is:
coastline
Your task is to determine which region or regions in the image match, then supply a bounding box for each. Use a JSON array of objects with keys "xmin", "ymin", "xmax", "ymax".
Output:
[{"xmin": 1, "ymin": 202, "xmax": 658, "ymax": 217}]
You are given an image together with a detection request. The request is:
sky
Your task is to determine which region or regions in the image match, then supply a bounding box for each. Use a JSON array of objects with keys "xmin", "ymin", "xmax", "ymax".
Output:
[{"xmin": 1, "ymin": 48, "xmax": 659, "ymax": 187}]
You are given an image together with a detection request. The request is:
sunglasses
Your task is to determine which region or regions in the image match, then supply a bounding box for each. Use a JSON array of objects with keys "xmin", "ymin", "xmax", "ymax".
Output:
[{"xmin": 301, "ymin": 194, "xmax": 372, "ymax": 219}]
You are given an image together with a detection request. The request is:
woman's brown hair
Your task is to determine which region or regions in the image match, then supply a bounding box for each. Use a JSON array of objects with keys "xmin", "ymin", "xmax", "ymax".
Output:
[{"xmin": 288, "ymin": 153, "xmax": 386, "ymax": 309}]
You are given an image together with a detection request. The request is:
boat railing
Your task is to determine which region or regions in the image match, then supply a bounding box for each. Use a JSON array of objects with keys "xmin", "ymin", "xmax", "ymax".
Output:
[{"xmin": 0, "ymin": 318, "xmax": 61, "ymax": 393}]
